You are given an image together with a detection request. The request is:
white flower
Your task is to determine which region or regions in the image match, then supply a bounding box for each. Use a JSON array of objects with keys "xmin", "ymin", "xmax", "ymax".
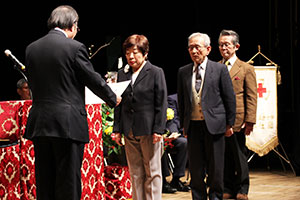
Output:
[{"xmin": 124, "ymin": 64, "xmax": 130, "ymax": 73}]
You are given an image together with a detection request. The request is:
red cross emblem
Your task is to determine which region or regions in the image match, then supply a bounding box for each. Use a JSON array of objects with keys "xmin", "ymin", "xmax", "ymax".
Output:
[{"xmin": 257, "ymin": 83, "xmax": 267, "ymax": 98}]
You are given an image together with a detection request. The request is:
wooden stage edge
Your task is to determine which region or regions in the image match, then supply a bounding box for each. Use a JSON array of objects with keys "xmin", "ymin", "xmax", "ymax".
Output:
[{"xmin": 162, "ymin": 169, "xmax": 300, "ymax": 200}]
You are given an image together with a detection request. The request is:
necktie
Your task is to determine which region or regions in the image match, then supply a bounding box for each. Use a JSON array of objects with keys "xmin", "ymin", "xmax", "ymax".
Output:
[
  {"xmin": 195, "ymin": 65, "xmax": 202, "ymax": 93},
  {"xmin": 225, "ymin": 60, "xmax": 230, "ymax": 66},
  {"xmin": 225, "ymin": 60, "xmax": 231, "ymax": 71}
]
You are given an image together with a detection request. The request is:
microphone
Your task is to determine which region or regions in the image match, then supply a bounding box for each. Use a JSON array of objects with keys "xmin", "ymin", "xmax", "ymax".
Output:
[{"xmin": 4, "ymin": 49, "xmax": 26, "ymax": 70}]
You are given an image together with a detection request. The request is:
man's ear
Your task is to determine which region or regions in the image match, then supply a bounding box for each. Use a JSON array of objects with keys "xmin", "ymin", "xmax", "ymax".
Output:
[
  {"xmin": 144, "ymin": 53, "xmax": 148, "ymax": 60},
  {"xmin": 206, "ymin": 45, "xmax": 212, "ymax": 56},
  {"xmin": 68, "ymin": 24, "xmax": 75, "ymax": 33}
]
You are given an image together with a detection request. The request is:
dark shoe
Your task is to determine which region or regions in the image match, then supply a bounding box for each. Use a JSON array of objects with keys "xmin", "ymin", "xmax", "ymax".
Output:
[
  {"xmin": 236, "ymin": 193, "xmax": 248, "ymax": 200},
  {"xmin": 223, "ymin": 193, "xmax": 233, "ymax": 199},
  {"xmin": 162, "ymin": 182, "xmax": 177, "ymax": 193},
  {"xmin": 170, "ymin": 180, "xmax": 191, "ymax": 192}
]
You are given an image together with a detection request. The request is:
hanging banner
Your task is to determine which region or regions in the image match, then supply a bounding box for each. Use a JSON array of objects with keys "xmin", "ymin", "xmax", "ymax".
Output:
[{"xmin": 246, "ymin": 66, "xmax": 278, "ymax": 156}]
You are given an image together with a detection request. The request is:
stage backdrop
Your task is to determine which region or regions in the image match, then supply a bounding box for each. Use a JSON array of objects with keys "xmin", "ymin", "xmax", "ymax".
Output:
[{"xmin": 246, "ymin": 66, "xmax": 278, "ymax": 156}]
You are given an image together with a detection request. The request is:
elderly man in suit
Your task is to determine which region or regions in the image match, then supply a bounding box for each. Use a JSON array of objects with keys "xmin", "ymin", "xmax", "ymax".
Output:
[
  {"xmin": 218, "ymin": 30, "xmax": 257, "ymax": 200},
  {"xmin": 177, "ymin": 32, "xmax": 236, "ymax": 200},
  {"xmin": 24, "ymin": 5, "xmax": 121, "ymax": 200},
  {"xmin": 113, "ymin": 34, "xmax": 168, "ymax": 200}
]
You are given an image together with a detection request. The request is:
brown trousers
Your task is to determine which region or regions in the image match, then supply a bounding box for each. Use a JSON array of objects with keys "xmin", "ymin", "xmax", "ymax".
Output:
[{"xmin": 125, "ymin": 131, "xmax": 163, "ymax": 200}]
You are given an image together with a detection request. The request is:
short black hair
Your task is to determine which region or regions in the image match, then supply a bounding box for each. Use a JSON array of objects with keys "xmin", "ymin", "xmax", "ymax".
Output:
[{"xmin": 219, "ymin": 29, "xmax": 240, "ymax": 45}]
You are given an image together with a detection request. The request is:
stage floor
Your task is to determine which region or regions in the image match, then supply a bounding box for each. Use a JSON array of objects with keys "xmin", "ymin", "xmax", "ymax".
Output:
[{"xmin": 162, "ymin": 169, "xmax": 300, "ymax": 200}]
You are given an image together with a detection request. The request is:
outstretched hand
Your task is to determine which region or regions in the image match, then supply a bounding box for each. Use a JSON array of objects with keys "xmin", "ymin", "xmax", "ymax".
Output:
[{"xmin": 116, "ymin": 95, "xmax": 122, "ymax": 106}]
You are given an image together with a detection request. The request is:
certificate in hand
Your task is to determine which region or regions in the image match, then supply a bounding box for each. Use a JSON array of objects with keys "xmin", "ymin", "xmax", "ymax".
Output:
[
  {"xmin": 107, "ymin": 80, "xmax": 131, "ymax": 97},
  {"xmin": 168, "ymin": 132, "xmax": 181, "ymax": 139},
  {"xmin": 85, "ymin": 80, "xmax": 131, "ymax": 104}
]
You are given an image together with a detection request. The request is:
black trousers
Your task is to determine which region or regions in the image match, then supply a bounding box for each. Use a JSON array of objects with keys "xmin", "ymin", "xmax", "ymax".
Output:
[
  {"xmin": 162, "ymin": 136, "xmax": 188, "ymax": 179},
  {"xmin": 33, "ymin": 137, "xmax": 85, "ymax": 200},
  {"xmin": 187, "ymin": 120, "xmax": 225, "ymax": 200},
  {"xmin": 224, "ymin": 130, "xmax": 249, "ymax": 195}
]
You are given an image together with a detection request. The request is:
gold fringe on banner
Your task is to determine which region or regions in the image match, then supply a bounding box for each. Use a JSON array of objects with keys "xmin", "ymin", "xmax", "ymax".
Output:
[{"xmin": 246, "ymin": 136, "xmax": 279, "ymax": 157}]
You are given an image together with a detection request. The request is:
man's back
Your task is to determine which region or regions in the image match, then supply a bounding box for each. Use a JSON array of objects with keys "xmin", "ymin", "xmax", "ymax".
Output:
[
  {"xmin": 26, "ymin": 30, "xmax": 85, "ymax": 105},
  {"xmin": 25, "ymin": 29, "xmax": 116, "ymax": 142}
]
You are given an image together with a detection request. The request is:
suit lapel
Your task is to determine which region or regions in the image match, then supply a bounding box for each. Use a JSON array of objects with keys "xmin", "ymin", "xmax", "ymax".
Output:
[
  {"xmin": 230, "ymin": 58, "xmax": 241, "ymax": 79},
  {"xmin": 133, "ymin": 61, "xmax": 150, "ymax": 88},
  {"xmin": 202, "ymin": 60, "xmax": 213, "ymax": 98},
  {"xmin": 184, "ymin": 64, "xmax": 193, "ymax": 103},
  {"xmin": 125, "ymin": 69, "xmax": 133, "ymax": 81}
]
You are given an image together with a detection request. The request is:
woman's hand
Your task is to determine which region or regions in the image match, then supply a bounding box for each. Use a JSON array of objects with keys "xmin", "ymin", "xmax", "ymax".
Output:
[
  {"xmin": 111, "ymin": 133, "xmax": 123, "ymax": 146},
  {"xmin": 153, "ymin": 133, "xmax": 163, "ymax": 144}
]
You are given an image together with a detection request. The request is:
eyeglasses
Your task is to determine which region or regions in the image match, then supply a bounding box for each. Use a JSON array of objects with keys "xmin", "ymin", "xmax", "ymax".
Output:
[
  {"xmin": 188, "ymin": 45, "xmax": 205, "ymax": 51},
  {"xmin": 73, "ymin": 20, "xmax": 80, "ymax": 32},
  {"xmin": 75, "ymin": 23, "xmax": 80, "ymax": 32},
  {"xmin": 219, "ymin": 43, "xmax": 233, "ymax": 48}
]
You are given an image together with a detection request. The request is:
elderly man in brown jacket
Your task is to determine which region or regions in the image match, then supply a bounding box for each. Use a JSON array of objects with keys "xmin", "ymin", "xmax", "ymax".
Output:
[{"xmin": 218, "ymin": 30, "xmax": 257, "ymax": 200}]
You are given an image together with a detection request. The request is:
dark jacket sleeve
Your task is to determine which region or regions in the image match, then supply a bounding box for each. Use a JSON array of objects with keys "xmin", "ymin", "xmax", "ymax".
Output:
[
  {"xmin": 220, "ymin": 64, "xmax": 236, "ymax": 126},
  {"xmin": 153, "ymin": 68, "xmax": 168, "ymax": 134},
  {"xmin": 112, "ymin": 70, "xmax": 125, "ymax": 133},
  {"xmin": 177, "ymin": 67, "xmax": 185, "ymax": 130},
  {"xmin": 74, "ymin": 45, "xmax": 117, "ymax": 107}
]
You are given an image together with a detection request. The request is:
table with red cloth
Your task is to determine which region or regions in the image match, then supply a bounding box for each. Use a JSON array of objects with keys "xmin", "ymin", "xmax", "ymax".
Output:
[
  {"xmin": 104, "ymin": 164, "xmax": 132, "ymax": 200},
  {"xmin": 0, "ymin": 100, "xmax": 132, "ymax": 200}
]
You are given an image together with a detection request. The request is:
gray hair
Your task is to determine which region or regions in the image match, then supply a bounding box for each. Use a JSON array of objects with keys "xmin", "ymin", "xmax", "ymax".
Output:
[
  {"xmin": 188, "ymin": 32, "xmax": 211, "ymax": 47},
  {"xmin": 219, "ymin": 29, "xmax": 240, "ymax": 45},
  {"xmin": 17, "ymin": 78, "xmax": 28, "ymax": 89},
  {"xmin": 47, "ymin": 5, "xmax": 79, "ymax": 30}
]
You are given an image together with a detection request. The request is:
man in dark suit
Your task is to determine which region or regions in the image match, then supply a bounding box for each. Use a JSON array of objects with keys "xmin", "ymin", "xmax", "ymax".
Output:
[
  {"xmin": 162, "ymin": 94, "xmax": 190, "ymax": 193},
  {"xmin": 24, "ymin": 5, "xmax": 121, "ymax": 200},
  {"xmin": 218, "ymin": 30, "xmax": 257, "ymax": 200},
  {"xmin": 177, "ymin": 32, "xmax": 236, "ymax": 200}
]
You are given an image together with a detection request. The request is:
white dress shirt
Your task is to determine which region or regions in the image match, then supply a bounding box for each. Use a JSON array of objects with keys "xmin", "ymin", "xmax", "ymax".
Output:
[
  {"xmin": 223, "ymin": 54, "xmax": 237, "ymax": 72},
  {"xmin": 54, "ymin": 27, "xmax": 68, "ymax": 38},
  {"xmin": 131, "ymin": 61, "xmax": 146, "ymax": 85}
]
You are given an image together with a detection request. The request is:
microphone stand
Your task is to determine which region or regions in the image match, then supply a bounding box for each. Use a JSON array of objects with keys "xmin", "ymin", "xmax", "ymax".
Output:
[{"xmin": 14, "ymin": 64, "xmax": 28, "ymax": 81}]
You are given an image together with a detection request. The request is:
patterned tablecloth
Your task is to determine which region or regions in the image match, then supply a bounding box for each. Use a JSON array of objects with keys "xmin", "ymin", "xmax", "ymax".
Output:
[
  {"xmin": 104, "ymin": 164, "xmax": 132, "ymax": 200},
  {"xmin": 0, "ymin": 101, "xmax": 108, "ymax": 199}
]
